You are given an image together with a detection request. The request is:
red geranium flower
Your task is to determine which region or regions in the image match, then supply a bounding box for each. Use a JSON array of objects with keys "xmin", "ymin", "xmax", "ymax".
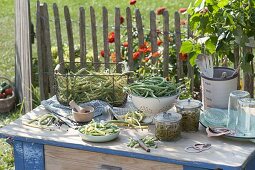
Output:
[
  {"xmin": 157, "ymin": 40, "xmax": 163, "ymax": 46},
  {"xmin": 152, "ymin": 51, "xmax": 160, "ymax": 58},
  {"xmin": 139, "ymin": 42, "xmax": 150, "ymax": 53},
  {"xmin": 100, "ymin": 50, "xmax": 105, "ymax": 57},
  {"xmin": 120, "ymin": 16, "xmax": 125, "ymax": 25},
  {"xmin": 133, "ymin": 51, "xmax": 140, "ymax": 60},
  {"xmin": 156, "ymin": 7, "xmax": 166, "ymax": 15},
  {"xmin": 108, "ymin": 32, "xmax": 115, "ymax": 43},
  {"xmin": 179, "ymin": 53, "xmax": 188, "ymax": 61},
  {"xmin": 179, "ymin": 8, "xmax": 187, "ymax": 13},
  {"xmin": 122, "ymin": 42, "xmax": 128, "ymax": 47},
  {"xmin": 144, "ymin": 57, "xmax": 150, "ymax": 62},
  {"xmin": 130, "ymin": 0, "xmax": 136, "ymax": 5}
]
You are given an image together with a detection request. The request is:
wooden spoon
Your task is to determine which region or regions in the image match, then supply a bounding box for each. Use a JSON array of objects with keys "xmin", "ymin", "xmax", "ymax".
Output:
[{"xmin": 69, "ymin": 100, "xmax": 81, "ymax": 112}]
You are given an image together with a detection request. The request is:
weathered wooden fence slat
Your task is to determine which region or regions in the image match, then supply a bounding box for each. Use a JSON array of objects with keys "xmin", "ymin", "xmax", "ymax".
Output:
[
  {"xmin": 53, "ymin": 3, "xmax": 64, "ymax": 65},
  {"xmin": 36, "ymin": 3, "xmax": 47, "ymax": 100},
  {"xmin": 162, "ymin": 10, "xmax": 170, "ymax": 78},
  {"xmin": 174, "ymin": 11, "xmax": 183, "ymax": 80},
  {"xmin": 135, "ymin": 9, "xmax": 144, "ymax": 64},
  {"xmin": 42, "ymin": 3, "xmax": 54, "ymax": 96},
  {"xmin": 115, "ymin": 7, "xmax": 122, "ymax": 73},
  {"xmin": 243, "ymin": 47, "xmax": 254, "ymax": 98},
  {"xmin": 187, "ymin": 15, "xmax": 194, "ymax": 92},
  {"xmin": 64, "ymin": 6, "xmax": 75, "ymax": 71},
  {"xmin": 79, "ymin": 7, "xmax": 86, "ymax": 68},
  {"xmin": 126, "ymin": 7, "xmax": 134, "ymax": 71},
  {"xmin": 102, "ymin": 7, "xmax": 110, "ymax": 70},
  {"xmin": 234, "ymin": 44, "xmax": 240, "ymax": 89},
  {"xmin": 150, "ymin": 11, "xmax": 158, "ymax": 65},
  {"xmin": 90, "ymin": 6, "xmax": 99, "ymax": 71}
]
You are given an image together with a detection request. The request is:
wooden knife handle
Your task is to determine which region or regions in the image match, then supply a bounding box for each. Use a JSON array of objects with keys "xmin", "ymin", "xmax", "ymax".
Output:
[{"xmin": 137, "ymin": 139, "xmax": 150, "ymax": 152}]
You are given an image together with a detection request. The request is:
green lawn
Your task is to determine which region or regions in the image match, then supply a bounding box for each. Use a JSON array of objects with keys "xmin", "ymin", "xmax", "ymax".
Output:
[{"xmin": 0, "ymin": 0, "xmax": 190, "ymax": 168}]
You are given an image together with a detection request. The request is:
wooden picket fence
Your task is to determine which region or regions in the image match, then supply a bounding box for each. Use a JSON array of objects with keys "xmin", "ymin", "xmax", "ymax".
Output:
[{"xmin": 35, "ymin": 2, "xmax": 254, "ymax": 101}]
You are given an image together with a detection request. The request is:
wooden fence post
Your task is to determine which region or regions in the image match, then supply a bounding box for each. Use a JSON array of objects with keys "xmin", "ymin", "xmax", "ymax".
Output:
[
  {"xmin": 64, "ymin": 6, "xmax": 75, "ymax": 71},
  {"xmin": 15, "ymin": 0, "xmax": 33, "ymax": 112},
  {"xmin": 174, "ymin": 11, "xmax": 184, "ymax": 80},
  {"xmin": 243, "ymin": 47, "xmax": 254, "ymax": 97},
  {"xmin": 126, "ymin": 7, "xmax": 134, "ymax": 71},
  {"xmin": 102, "ymin": 7, "xmax": 110, "ymax": 69},
  {"xmin": 115, "ymin": 8, "xmax": 122, "ymax": 73},
  {"xmin": 162, "ymin": 11, "xmax": 170, "ymax": 78}
]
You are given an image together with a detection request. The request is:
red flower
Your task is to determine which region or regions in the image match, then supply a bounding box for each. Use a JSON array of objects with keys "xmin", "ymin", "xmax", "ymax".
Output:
[
  {"xmin": 152, "ymin": 51, "xmax": 160, "ymax": 58},
  {"xmin": 179, "ymin": 8, "xmax": 187, "ymax": 13},
  {"xmin": 144, "ymin": 57, "xmax": 150, "ymax": 62},
  {"xmin": 100, "ymin": 50, "xmax": 105, "ymax": 57},
  {"xmin": 120, "ymin": 16, "xmax": 125, "ymax": 25},
  {"xmin": 156, "ymin": 7, "xmax": 166, "ymax": 15},
  {"xmin": 108, "ymin": 32, "xmax": 115, "ymax": 43},
  {"xmin": 133, "ymin": 52, "xmax": 140, "ymax": 60},
  {"xmin": 157, "ymin": 40, "xmax": 163, "ymax": 46},
  {"xmin": 122, "ymin": 42, "xmax": 128, "ymax": 47},
  {"xmin": 139, "ymin": 42, "xmax": 150, "ymax": 53},
  {"xmin": 111, "ymin": 52, "xmax": 116, "ymax": 62},
  {"xmin": 130, "ymin": 0, "xmax": 136, "ymax": 5},
  {"xmin": 179, "ymin": 53, "xmax": 188, "ymax": 61}
]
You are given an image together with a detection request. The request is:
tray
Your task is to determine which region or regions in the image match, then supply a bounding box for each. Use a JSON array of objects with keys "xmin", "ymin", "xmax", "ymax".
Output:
[{"xmin": 200, "ymin": 109, "xmax": 255, "ymax": 139}]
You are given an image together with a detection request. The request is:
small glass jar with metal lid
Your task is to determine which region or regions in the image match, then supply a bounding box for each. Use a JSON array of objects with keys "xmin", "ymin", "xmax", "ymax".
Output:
[
  {"xmin": 154, "ymin": 111, "xmax": 182, "ymax": 141},
  {"xmin": 175, "ymin": 99, "xmax": 202, "ymax": 132}
]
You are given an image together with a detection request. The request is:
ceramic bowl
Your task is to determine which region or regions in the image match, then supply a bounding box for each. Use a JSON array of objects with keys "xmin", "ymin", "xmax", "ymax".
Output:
[
  {"xmin": 72, "ymin": 106, "xmax": 94, "ymax": 123},
  {"xmin": 130, "ymin": 93, "xmax": 179, "ymax": 115},
  {"xmin": 78, "ymin": 131, "xmax": 120, "ymax": 143}
]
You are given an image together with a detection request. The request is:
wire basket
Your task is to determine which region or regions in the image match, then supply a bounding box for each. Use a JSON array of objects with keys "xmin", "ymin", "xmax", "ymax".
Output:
[
  {"xmin": 54, "ymin": 62, "xmax": 129, "ymax": 106},
  {"xmin": 0, "ymin": 77, "xmax": 16, "ymax": 113}
]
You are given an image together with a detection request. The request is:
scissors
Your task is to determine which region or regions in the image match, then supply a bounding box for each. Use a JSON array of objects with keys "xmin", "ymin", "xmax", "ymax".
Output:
[{"xmin": 185, "ymin": 143, "xmax": 212, "ymax": 153}]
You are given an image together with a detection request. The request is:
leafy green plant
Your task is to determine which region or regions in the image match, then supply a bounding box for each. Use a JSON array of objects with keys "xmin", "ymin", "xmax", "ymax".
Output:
[{"xmin": 181, "ymin": 0, "xmax": 255, "ymax": 68}]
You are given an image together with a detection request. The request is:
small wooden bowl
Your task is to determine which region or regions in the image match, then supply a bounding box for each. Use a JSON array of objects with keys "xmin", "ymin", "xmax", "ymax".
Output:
[{"xmin": 72, "ymin": 106, "xmax": 94, "ymax": 123}]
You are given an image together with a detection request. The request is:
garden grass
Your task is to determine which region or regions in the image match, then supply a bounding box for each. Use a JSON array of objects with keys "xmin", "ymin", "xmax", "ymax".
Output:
[{"xmin": 0, "ymin": 0, "xmax": 190, "ymax": 168}]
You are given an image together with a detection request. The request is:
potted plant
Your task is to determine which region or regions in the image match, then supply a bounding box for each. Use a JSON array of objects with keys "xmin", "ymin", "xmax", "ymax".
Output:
[{"xmin": 180, "ymin": 0, "xmax": 255, "ymax": 96}]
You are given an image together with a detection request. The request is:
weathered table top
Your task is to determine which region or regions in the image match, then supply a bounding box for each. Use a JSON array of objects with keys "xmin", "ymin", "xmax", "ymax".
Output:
[{"xmin": 0, "ymin": 106, "xmax": 255, "ymax": 169}]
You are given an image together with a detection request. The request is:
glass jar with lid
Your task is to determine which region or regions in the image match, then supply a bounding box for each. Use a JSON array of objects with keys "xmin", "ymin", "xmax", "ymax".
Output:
[
  {"xmin": 175, "ymin": 99, "xmax": 202, "ymax": 132},
  {"xmin": 154, "ymin": 111, "xmax": 182, "ymax": 141}
]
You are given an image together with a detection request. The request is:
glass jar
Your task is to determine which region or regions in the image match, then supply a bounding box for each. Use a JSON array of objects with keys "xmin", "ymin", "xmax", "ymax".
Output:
[
  {"xmin": 175, "ymin": 99, "xmax": 202, "ymax": 132},
  {"xmin": 227, "ymin": 90, "xmax": 250, "ymax": 130},
  {"xmin": 154, "ymin": 111, "xmax": 182, "ymax": 141},
  {"xmin": 236, "ymin": 98, "xmax": 255, "ymax": 136}
]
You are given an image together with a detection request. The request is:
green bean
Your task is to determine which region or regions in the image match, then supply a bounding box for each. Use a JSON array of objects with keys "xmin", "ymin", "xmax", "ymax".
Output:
[
  {"xmin": 79, "ymin": 120, "xmax": 120, "ymax": 136},
  {"xmin": 127, "ymin": 136, "xmax": 158, "ymax": 149},
  {"xmin": 125, "ymin": 76, "xmax": 179, "ymax": 98},
  {"xmin": 56, "ymin": 69, "xmax": 127, "ymax": 106}
]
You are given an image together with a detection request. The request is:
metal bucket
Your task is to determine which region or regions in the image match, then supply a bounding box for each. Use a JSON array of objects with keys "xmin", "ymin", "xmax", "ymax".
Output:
[{"xmin": 201, "ymin": 67, "xmax": 238, "ymax": 109}]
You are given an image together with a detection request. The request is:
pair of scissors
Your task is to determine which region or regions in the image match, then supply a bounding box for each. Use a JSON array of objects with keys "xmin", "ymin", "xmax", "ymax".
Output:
[{"xmin": 185, "ymin": 143, "xmax": 212, "ymax": 153}]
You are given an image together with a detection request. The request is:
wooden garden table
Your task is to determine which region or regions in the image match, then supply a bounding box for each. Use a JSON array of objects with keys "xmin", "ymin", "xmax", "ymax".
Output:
[{"xmin": 0, "ymin": 105, "xmax": 255, "ymax": 170}]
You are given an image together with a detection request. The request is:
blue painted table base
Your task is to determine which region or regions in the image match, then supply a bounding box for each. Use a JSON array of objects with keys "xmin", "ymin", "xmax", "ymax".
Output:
[{"xmin": 10, "ymin": 139, "xmax": 255, "ymax": 170}]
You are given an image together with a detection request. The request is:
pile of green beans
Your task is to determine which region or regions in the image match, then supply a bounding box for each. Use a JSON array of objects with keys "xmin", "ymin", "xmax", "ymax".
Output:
[
  {"xmin": 23, "ymin": 113, "xmax": 59, "ymax": 130},
  {"xmin": 127, "ymin": 136, "xmax": 158, "ymax": 148},
  {"xmin": 124, "ymin": 76, "xmax": 179, "ymax": 98},
  {"xmin": 108, "ymin": 111, "xmax": 148, "ymax": 129},
  {"xmin": 79, "ymin": 120, "xmax": 120, "ymax": 136},
  {"xmin": 55, "ymin": 68, "xmax": 128, "ymax": 106}
]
